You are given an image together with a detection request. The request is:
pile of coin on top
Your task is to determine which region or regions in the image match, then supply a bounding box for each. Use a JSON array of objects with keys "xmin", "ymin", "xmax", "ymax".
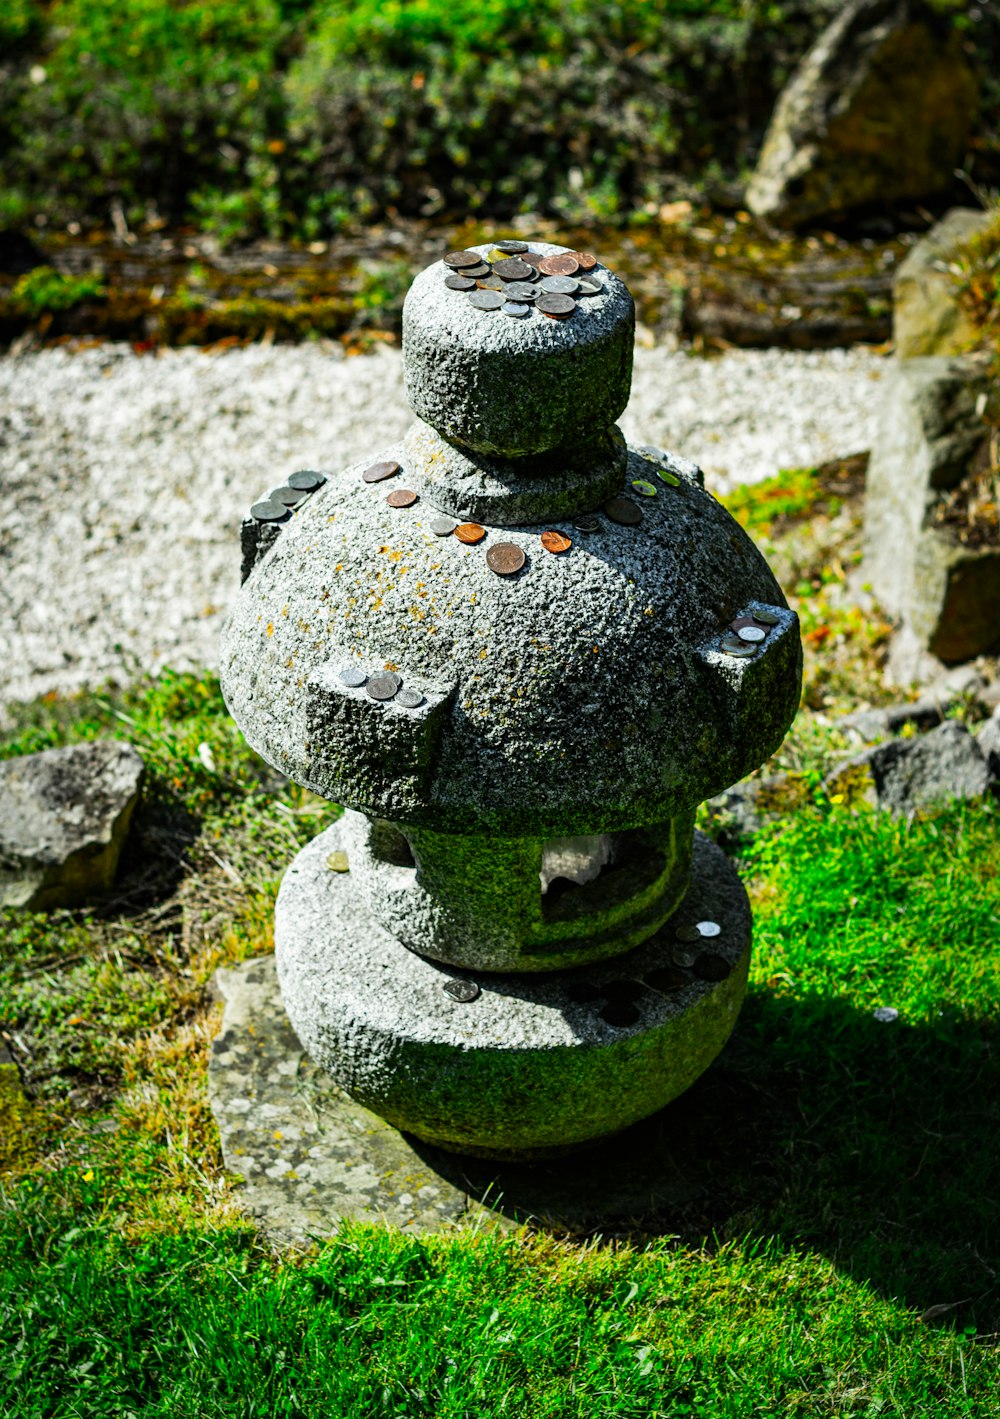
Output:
[{"xmin": 442, "ymin": 240, "xmax": 601, "ymax": 320}]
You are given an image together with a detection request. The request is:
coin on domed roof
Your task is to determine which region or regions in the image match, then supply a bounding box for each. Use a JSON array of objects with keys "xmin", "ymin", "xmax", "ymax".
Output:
[
  {"xmin": 476, "ymin": 276, "xmax": 503, "ymax": 291},
  {"xmin": 671, "ymin": 946, "xmax": 700, "ymax": 968},
  {"xmin": 492, "ymin": 257, "xmax": 534, "ymax": 282},
  {"xmin": 540, "ymin": 529, "xmax": 572, "ymax": 554},
  {"xmin": 753, "ymin": 608, "xmax": 781, "ymax": 626},
  {"xmin": 443, "ymin": 978, "xmax": 480, "ymax": 1003},
  {"xmin": 535, "ymin": 293, "xmax": 575, "ymax": 318},
  {"xmin": 501, "ymin": 301, "xmax": 530, "ymax": 318},
  {"xmin": 737, "ymin": 625, "xmax": 766, "ymax": 643},
  {"xmin": 366, "ymin": 672, "xmax": 401, "ymax": 701},
  {"xmin": 576, "ymin": 277, "xmax": 602, "ymax": 296},
  {"xmin": 495, "ymin": 239, "xmax": 529, "ymax": 253},
  {"xmin": 339, "ymin": 667, "xmax": 367, "ymax": 688},
  {"xmin": 631, "ymin": 480, "xmax": 657, "ymax": 498},
  {"xmin": 444, "ymin": 273, "xmax": 476, "ymax": 291},
  {"xmin": 539, "ymin": 275, "xmax": 579, "ymax": 296},
  {"xmin": 572, "ymin": 251, "xmax": 598, "ymax": 270},
  {"xmin": 675, "ymin": 923, "xmax": 702, "ymax": 943},
  {"xmin": 696, "ymin": 920, "xmax": 722, "ymax": 938},
  {"xmin": 454, "ymin": 522, "xmax": 487, "ymax": 544},
  {"xmin": 502, "ymin": 281, "xmax": 538, "ymax": 302},
  {"xmin": 463, "ymin": 263, "xmax": 491, "ymax": 278},
  {"xmin": 362, "ymin": 460, "xmax": 399, "ymax": 483},
  {"xmin": 486, "ymin": 542, "xmax": 526, "ymax": 575},
  {"xmin": 386, "ymin": 488, "xmax": 418, "ymax": 508},
  {"xmin": 721, "ymin": 634, "xmax": 756, "ymax": 657},
  {"xmin": 269, "ymin": 486, "xmax": 304, "ymax": 506},
  {"xmin": 657, "ymin": 467, "xmax": 681, "ymax": 486},
  {"xmin": 429, "ymin": 516, "xmax": 456, "ymax": 536},
  {"xmin": 468, "ymin": 289, "xmax": 503, "ymax": 311},
  {"xmin": 539, "ymin": 253, "xmax": 580, "ymax": 276},
  {"xmin": 250, "ymin": 500, "xmax": 289, "ymax": 522},
  {"xmin": 443, "ymin": 250, "xmax": 481, "ymax": 268},
  {"xmin": 521, "ymin": 251, "xmax": 544, "ymax": 269},
  {"xmin": 604, "ymin": 496, "xmax": 642, "ymax": 526},
  {"xmin": 287, "ymin": 470, "xmax": 327, "ymax": 492},
  {"xmin": 573, "ymin": 512, "xmax": 601, "ymax": 534},
  {"xmin": 396, "ymin": 687, "xmax": 425, "ymax": 709}
]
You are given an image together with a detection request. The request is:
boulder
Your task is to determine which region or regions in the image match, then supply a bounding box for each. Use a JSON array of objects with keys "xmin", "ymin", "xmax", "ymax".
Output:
[
  {"xmin": 746, "ymin": 0, "xmax": 978, "ymax": 229},
  {"xmin": 977, "ymin": 708, "xmax": 1000, "ymax": 779},
  {"xmin": 825, "ymin": 720, "xmax": 991, "ymax": 815},
  {"xmin": 894, "ymin": 208, "xmax": 996, "ymax": 359},
  {"xmin": 0, "ymin": 740, "xmax": 144, "ymax": 911}
]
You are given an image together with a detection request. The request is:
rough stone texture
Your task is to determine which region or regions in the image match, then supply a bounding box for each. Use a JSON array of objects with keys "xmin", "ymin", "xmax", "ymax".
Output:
[
  {"xmin": 746, "ymin": 0, "xmax": 978, "ymax": 229},
  {"xmin": 977, "ymin": 709, "xmax": 1000, "ymax": 779},
  {"xmin": 275, "ymin": 820, "xmax": 752, "ymax": 1159},
  {"xmin": 0, "ymin": 740, "xmax": 144, "ymax": 910},
  {"xmin": 402, "ymin": 244, "xmax": 635, "ymax": 457},
  {"xmin": 220, "ymin": 444, "xmax": 801, "ymax": 840},
  {"xmin": 836, "ymin": 665, "xmax": 984, "ymax": 742},
  {"xmin": 894, "ymin": 208, "xmax": 996, "ymax": 359},
  {"xmin": 862, "ymin": 355, "xmax": 996, "ymax": 664},
  {"xmin": 825, "ymin": 720, "xmax": 991, "ymax": 815}
]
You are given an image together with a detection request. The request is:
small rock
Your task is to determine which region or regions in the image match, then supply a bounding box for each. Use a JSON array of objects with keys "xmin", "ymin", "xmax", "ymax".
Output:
[
  {"xmin": 826, "ymin": 720, "xmax": 990, "ymax": 816},
  {"xmin": 977, "ymin": 709, "xmax": 1000, "ymax": 780},
  {"xmin": 0, "ymin": 740, "xmax": 144, "ymax": 910}
]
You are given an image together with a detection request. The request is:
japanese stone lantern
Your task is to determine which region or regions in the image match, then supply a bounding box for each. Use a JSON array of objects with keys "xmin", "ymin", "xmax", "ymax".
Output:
[{"xmin": 220, "ymin": 241, "xmax": 801, "ymax": 1160}]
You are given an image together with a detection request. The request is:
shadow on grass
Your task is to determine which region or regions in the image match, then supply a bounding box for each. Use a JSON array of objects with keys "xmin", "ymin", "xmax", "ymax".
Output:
[{"xmin": 411, "ymin": 988, "xmax": 1000, "ymax": 1330}]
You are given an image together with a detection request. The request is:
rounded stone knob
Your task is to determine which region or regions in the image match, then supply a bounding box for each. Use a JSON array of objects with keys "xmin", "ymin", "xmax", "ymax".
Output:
[{"xmin": 402, "ymin": 243, "xmax": 635, "ymax": 458}]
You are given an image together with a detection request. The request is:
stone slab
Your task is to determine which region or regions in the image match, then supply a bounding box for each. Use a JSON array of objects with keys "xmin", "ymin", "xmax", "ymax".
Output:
[{"xmin": 894, "ymin": 208, "xmax": 995, "ymax": 359}]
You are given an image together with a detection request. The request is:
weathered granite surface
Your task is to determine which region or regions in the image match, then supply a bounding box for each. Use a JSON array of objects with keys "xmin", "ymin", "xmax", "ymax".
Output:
[
  {"xmin": 825, "ymin": 720, "xmax": 992, "ymax": 815},
  {"xmin": 0, "ymin": 740, "xmax": 144, "ymax": 910},
  {"xmin": 894, "ymin": 208, "xmax": 996, "ymax": 360},
  {"xmin": 275, "ymin": 820, "xmax": 752, "ymax": 1159},
  {"xmin": 746, "ymin": 0, "xmax": 977, "ymax": 229}
]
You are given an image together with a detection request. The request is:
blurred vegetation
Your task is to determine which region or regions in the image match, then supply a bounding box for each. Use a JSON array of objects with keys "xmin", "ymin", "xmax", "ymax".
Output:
[{"xmin": 0, "ymin": 0, "xmax": 997, "ymax": 243}]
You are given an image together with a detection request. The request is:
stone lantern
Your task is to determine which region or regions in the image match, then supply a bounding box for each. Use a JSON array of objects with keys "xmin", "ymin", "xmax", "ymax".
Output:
[{"xmin": 220, "ymin": 242, "xmax": 801, "ymax": 1161}]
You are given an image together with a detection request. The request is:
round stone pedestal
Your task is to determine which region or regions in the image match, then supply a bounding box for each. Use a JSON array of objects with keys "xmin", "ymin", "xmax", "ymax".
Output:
[{"xmin": 276, "ymin": 821, "xmax": 751, "ymax": 1160}]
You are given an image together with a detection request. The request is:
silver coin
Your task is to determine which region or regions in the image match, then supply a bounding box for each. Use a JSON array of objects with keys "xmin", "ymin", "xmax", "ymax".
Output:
[
  {"xmin": 696, "ymin": 920, "xmax": 721, "ymax": 938},
  {"xmin": 443, "ymin": 979, "xmax": 480, "ymax": 1003},
  {"xmin": 269, "ymin": 486, "xmax": 304, "ymax": 506},
  {"xmin": 721, "ymin": 634, "xmax": 757, "ymax": 658},
  {"xmin": 502, "ymin": 282, "xmax": 537, "ymax": 302},
  {"xmin": 495, "ymin": 239, "xmax": 529, "ymax": 253},
  {"xmin": 502, "ymin": 301, "xmax": 530, "ymax": 318},
  {"xmin": 573, "ymin": 513, "xmax": 601, "ymax": 533},
  {"xmin": 444, "ymin": 273, "xmax": 476, "ymax": 291},
  {"xmin": 576, "ymin": 278, "xmax": 602, "ymax": 296},
  {"xmin": 737, "ymin": 625, "xmax": 766, "ymax": 643},
  {"xmin": 753, "ymin": 608, "xmax": 781, "ymax": 626},
  {"xmin": 464, "ymin": 263, "xmax": 492, "ymax": 279},
  {"xmin": 396, "ymin": 687, "xmax": 425, "ymax": 709},
  {"xmin": 469, "ymin": 289, "xmax": 503, "ymax": 311},
  {"xmin": 339, "ymin": 667, "xmax": 367, "ymax": 689},
  {"xmin": 539, "ymin": 275, "xmax": 579, "ymax": 296},
  {"xmin": 250, "ymin": 499, "xmax": 289, "ymax": 522},
  {"xmin": 671, "ymin": 947, "xmax": 699, "ymax": 969},
  {"xmin": 429, "ymin": 517, "xmax": 456, "ymax": 536},
  {"xmin": 366, "ymin": 672, "xmax": 401, "ymax": 701},
  {"xmin": 288, "ymin": 470, "xmax": 327, "ymax": 492}
]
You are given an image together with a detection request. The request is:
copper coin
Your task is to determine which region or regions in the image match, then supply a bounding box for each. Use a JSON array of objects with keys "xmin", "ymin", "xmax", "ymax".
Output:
[
  {"xmin": 644, "ymin": 966, "xmax": 687, "ymax": 993},
  {"xmin": 572, "ymin": 251, "xmax": 598, "ymax": 270},
  {"xmin": 386, "ymin": 488, "xmax": 418, "ymax": 508},
  {"xmin": 492, "ymin": 257, "xmax": 533, "ymax": 282},
  {"xmin": 521, "ymin": 251, "xmax": 544, "ymax": 269},
  {"xmin": 486, "ymin": 542, "xmax": 526, "ymax": 575},
  {"xmin": 604, "ymin": 497, "xmax": 642, "ymax": 527},
  {"xmin": 363, "ymin": 460, "xmax": 399, "ymax": 484},
  {"xmin": 693, "ymin": 953, "xmax": 732, "ymax": 982},
  {"xmin": 539, "ymin": 253, "xmax": 580, "ymax": 277},
  {"xmin": 454, "ymin": 523, "xmax": 486, "ymax": 544},
  {"xmin": 731, "ymin": 616, "xmax": 758, "ymax": 631},
  {"xmin": 535, "ymin": 293, "xmax": 575, "ymax": 317},
  {"xmin": 444, "ymin": 273, "xmax": 476, "ymax": 291},
  {"xmin": 540, "ymin": 529, "xmax": 572, "ymax": 554},
  {"xmin": 443, "ymin": 250, "xmax": 481, "ymax": 269},
  {"xmin": 366, "ymin": 672, "xmax": 401, "ymax": 701}
]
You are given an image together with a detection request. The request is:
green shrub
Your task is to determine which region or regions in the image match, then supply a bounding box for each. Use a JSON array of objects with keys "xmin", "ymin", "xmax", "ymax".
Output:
[{"xmin": 11, "ymin": 265, "xmax": 105, "ymax": 317}]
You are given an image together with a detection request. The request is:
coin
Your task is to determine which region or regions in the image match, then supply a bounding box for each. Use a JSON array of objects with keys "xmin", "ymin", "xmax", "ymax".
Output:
[
  {"xmin": 326, "ymin": 850, "xmax": 350, "ymax": 873},
  {"xmin": 604, "ymin": 497, "xmax": 642, "ymax": 526},
  {"xmin": 476, "ymin": 276, "xmax": 503, "ymax": 290},
  {"xmin": 539, "ymin": 253, "xmax": 580, "ymax": 276},
  {"xmin": 387, "ymin": 488, "xmax": 418, "ymax": 508},
  {"xmin": 487, "ymin": 247, "xmax": 510, "ymax": 264},
  {"xmin": 502, "ymin": 301, "xmax": 530, "ymax": 319},
  {"xmin": 540, "ymin": 529, "xmax": 572, "ymax": 554},
  {"xmin": 455, "ymin": 522, "xmax": 486, "ymax": 544},
  {"xmin": 495, "ymin": 239, "xmax": 529, "ymax": 253},
  {"xmin": 644, "ymin": 966, "xmax": 687, "ymax": 993},
  {"xmin": 363, "ymin": 460, "xmax": 399, "ymax": 483},
  {"xmin": 469, "ymin": 289, "xmax": 503, "ymax": 311},
  {"xmin": 535, "ymin": 293, "xmax": 576, "ymax": 317},
  {"xmin": 492, "ymin": 257, "xmax": 533, "ymax": 281},
  {"xmin": 443, "ymin": 979, "xmax": 480, "ymax": 1003},
  {"xmin": 696, "ymin": 920, "xmax": 721, "ymax": 938},
  {"xmin": 486, "ymin": 542, "xmax": 526, "ymax": 575},
  {"xmin": 600, "ymin": 1002, "xmax": 640, "ymax": 1028},
  {"xmin": 631, "ymin": 480, "xmax": 657, "ymax": 498},
  {"xmin": 502, "ymin": 281, "xmax": 537, "ymax": 302},
  {"xmin": 675, "ymin": 923, "xmax": 702, "ymax": 943},
  {"xmin": 521, "ymin": 251, "xmax": 544, "ymax": 269},
  {"xmin": 429, "ymin": 517, "xmax": 456, "ymax": 536},
  {"xmin": 566, "ymin": 981, "xmax": 602, "ymax": 1003},
  {"xmin": 367, "ymin": 672, "xmax": 401, "ymax": 701},
  {"xmin": 572, "ymin": 251, "xmax": 598, "ymax": 270},
  {"xmin": 573, "ymin": 513, "xmax": 601, "ymax": 533},
  {"xmin": 576, "ymin": 278, "xmax": 602, "ymax": 296},
  {"xmin": 693, "ymin": 953, "xmax": 731, "ymax": 982},
  {"xmin": 464, "ymin": 263, "xmax": 492, "ymax": 279},
  {"xmin": 737, "ymin": 625, "xmax": 766, "ymax": 643},
  {"xmin": 269, "ymin": 486, "xmax": 304, "ymax": 506},
  {"xmin": 602, "ymin": 979, "xmax": 642, "ymax": 1003},
  {"xmin": 250, "ymin": 499, "xmax": 289, "ymax": 522},
  {"xmin": 753, "ymin": 608, "xmax": 781, "ymax": 626},
  {"xmin": 339, "ymin": 667, "xmax": 367, "ymax": 688},
  {"xmin": 721, "ymin": 634, "xmax": 756, "ymax": 657},
  {"xmin": 539, "ymin": 275, "xmax": 579, "ymax": 296},
  {"xmin": 288, "ymin": 470, "xmax": 327, "ymax": 492},
  {"xmin": 672, "ymin": 946, "xmax": 699, "ymax": 968},
  {"xmin": 444, "ymin": 273, "xmax": 476, "ymax": 291},
  {"xmin": 396, "ymin": 687, "xmax": 425, "ymax": 709},
  {"xmin": 657, "ymin": 468, "xmax": 681, "ymax": 487},
  {"xmin": 443, "ymin": 250, "xmax": 481, "ymax": 269}
]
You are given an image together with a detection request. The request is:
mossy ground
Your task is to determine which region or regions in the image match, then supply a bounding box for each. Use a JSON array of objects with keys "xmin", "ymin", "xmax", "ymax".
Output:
[{"xmin": 2, "ymin": 483, "xmax": 999, "ymax": 1415}]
